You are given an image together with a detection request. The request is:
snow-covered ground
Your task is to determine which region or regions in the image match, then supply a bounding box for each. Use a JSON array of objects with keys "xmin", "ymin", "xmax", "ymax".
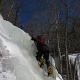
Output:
[{"xmin": 0, "ymin": 15, "xmax": 62, "ymax": 80}]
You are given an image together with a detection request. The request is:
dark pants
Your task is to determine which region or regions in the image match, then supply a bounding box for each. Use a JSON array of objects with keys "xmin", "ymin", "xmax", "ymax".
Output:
[{"xmin": 36, "ymin": 51, "xmax": 50, "ymax": 67}]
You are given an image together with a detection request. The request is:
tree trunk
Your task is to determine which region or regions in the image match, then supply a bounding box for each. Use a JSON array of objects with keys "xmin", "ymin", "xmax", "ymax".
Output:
[
  {"xmin": 65, "ymin": 5, "xmax": 69, "ymax": 80},
  {"xmin": 14, "ymin": 8, "xmax": 18, "ymax": 26},
  {"xmin": 7, "ymin": 1, "xmax": 15, "ymax": 20},
  {"xmin": 59, "ymin": 1, "xmax": 69, "ymax": 78},
  {"xmin": 73, "ymin": 59, "xmax": 76, "ymax": 80},
  {"xmin": 69, "ymin": 61, "xmax": 72, "ymax": 80},
  {"xmin": 56, "ymin": 22, "xmax": 62, "ymax": 74},
  {"xmin": 0, "ymin": 0, "xmax": 3, "ymax": 5}
]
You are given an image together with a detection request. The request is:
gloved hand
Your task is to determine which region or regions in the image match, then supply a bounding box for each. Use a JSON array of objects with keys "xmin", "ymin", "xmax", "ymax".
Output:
[{"xmin": 31, "ymin": 36, "xmax": 34, "ymax": 40}]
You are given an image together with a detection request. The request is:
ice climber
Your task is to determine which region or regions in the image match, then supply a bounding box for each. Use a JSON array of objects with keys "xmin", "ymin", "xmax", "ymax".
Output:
[{"xmin": 31, "ymin": 35, "xmax": 53, "ymax": 76}]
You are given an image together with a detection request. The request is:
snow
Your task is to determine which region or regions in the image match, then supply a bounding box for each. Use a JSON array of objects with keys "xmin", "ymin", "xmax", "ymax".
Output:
[
  {"xmin": 69, "ymin": 54, "xmax": 77, "ymax": 65},
  {"xmin": 69, "ymin": 54, "xmax": 80, "ymax": 80},
  {"xmin": 0, "ymin": 15, "xmax": 62, "ymax": 80}
]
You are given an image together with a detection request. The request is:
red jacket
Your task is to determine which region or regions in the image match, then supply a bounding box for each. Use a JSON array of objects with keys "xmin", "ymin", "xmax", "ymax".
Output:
[{"xmin": 32, "ymin": 35, "xmax": 49, "ymax": 53}]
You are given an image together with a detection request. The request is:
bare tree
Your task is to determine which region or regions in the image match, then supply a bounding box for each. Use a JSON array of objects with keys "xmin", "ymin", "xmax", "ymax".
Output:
[
  {"xmin": 60, "ymin": 0, "xmax": 69, "ymax": 80},
  {"xmin": 7, "ymin": 1, "xmax": 15, "ymax": 20},
  {"xmin": 0, "ymin": 0, "xmax": 25, "ymax": 26}
]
